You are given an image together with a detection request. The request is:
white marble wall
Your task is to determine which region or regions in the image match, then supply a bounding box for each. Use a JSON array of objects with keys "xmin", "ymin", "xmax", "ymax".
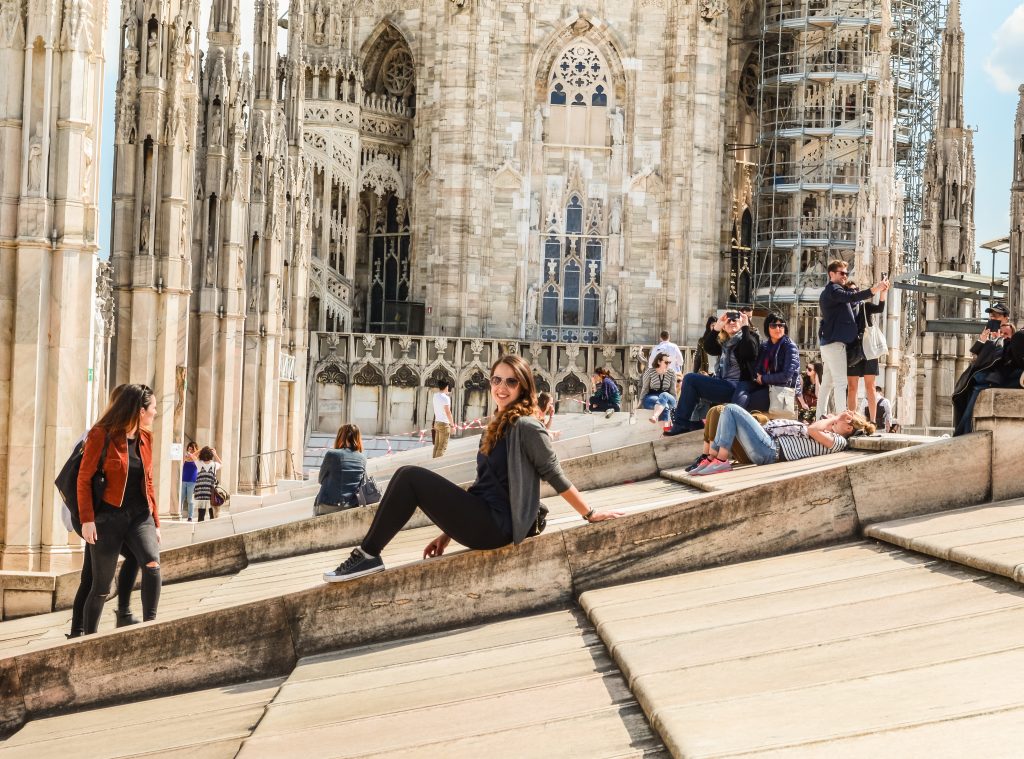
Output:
[{"xmin": 0, "ymin": 0, "xmax": 108, "ymax": 569}]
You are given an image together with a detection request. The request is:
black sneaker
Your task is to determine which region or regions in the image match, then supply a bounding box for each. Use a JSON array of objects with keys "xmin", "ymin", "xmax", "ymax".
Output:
[
  {"xmin": 323, "ymin": 548, "xmax": 385, "ymax": 582},
  {"xmin": 685, "ymin": 454, "xmax": 709, "ymax": 473}
]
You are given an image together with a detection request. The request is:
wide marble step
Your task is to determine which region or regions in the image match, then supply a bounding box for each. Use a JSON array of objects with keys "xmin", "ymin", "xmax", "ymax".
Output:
[
  {"xmin": 1, "ymin": 609, "xmax": 668, "ymax": 759},
  {"xmin": 865, "ymin": 497, "xmax": 1024, "ymax": 584},
  {"xmin": 580, "ymin": 540, "xmax": 1024, "ymax": 757}
]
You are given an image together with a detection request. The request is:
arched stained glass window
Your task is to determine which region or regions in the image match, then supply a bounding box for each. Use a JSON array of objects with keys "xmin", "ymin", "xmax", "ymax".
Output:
[
  {"xmin": 547, "ymin": 42, "xmax": 611, "ymax": 147},
  {"xmin": 539, "ymin": 195, "xmax": 604, "ymax": 344}
]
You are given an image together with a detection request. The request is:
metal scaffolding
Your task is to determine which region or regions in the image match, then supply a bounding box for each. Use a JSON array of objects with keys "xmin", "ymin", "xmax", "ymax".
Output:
[
  {"xmin": 892, "ymin": 0, "xmax": 945, "ymax": 275},
  {"xmin": 752, "ymin": 0, "xmax": 946, "ymax": 346}
]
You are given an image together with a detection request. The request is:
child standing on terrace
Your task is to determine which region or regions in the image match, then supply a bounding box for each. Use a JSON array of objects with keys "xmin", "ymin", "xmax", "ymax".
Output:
[{"xmin": 323, "ymin": 355, "xmax": 622, "ymax": 582}]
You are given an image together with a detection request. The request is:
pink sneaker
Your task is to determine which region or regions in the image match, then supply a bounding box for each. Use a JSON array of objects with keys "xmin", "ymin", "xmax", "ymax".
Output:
[{"xmin": 695, "ymin": 459, "xmax": 732, "ymax": 476}]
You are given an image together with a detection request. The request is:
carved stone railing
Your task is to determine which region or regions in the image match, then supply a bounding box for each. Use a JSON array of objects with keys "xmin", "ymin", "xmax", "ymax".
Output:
[
  {"xmin": 303, "ymin": 102, "xmax": 359, "ymax": 128},
  {"xmin": 309, "ymin": 259, "xmax": 353, "ymax": 327},
  {"xmin": 306, "ymin": 333, "xmax": 697, "ymax": 436}
]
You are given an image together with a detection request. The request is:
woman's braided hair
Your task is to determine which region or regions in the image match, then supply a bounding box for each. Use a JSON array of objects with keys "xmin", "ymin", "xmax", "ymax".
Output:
[{"xmin": 480, "ymin": 354, "xmax": 537, "ymax": 455}]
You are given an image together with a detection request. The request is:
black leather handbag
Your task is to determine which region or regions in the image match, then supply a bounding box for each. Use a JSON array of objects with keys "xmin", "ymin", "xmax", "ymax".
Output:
[
  {"xmin": 55, "ymin": 435, "xmax": 110, "ymax": 537},
  {"xmin": 356, "ymin": 474, "xmax": 382, "ymax": 506}
]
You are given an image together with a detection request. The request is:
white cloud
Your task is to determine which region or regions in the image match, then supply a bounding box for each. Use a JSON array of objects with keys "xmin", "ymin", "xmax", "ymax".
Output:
[{"xmin": 985, "ymin": 3, "xmax": 1024, "ymax": 93}]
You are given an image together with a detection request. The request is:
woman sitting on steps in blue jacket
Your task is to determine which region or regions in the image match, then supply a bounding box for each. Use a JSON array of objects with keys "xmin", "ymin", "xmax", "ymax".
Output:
[{"xmin": 744, "ymin": 312, "xmax": 801, "ymax": 413}]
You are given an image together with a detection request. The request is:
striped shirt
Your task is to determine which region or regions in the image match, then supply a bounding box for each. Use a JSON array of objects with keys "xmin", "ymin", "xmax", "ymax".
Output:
[
  {"xmin": 639, "ymin": 367, "xmax": 677, "ymax": 398},
  {"xmin": 763, "ymin": 419, "xmax": 848, "ymax": 462}
]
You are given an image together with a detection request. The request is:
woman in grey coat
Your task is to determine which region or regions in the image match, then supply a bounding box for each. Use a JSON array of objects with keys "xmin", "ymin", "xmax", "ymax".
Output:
[{"xmin": 323, "ymin": 355, "xmax": 622, "ymax": 581}]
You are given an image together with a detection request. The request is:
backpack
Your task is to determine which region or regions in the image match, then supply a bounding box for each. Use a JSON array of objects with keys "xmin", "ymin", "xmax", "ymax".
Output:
[{"xmin": 54, "ymin": 434, "xmax": 110, "ymax": 538}]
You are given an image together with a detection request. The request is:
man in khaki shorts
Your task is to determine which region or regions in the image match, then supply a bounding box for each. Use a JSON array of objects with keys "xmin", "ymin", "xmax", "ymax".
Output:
[{"xmin": 431, "ymin": 380, "xmax": 454, "ymax": 458}]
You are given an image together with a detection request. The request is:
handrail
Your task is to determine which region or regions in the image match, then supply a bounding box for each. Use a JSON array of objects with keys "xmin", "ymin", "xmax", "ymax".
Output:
[{"xmin": 237, "ymin": 448, "xmax": 302, "ymax": 493}]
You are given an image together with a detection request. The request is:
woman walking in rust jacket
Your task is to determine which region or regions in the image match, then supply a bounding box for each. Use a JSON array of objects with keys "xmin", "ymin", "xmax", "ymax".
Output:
[{"xmin": 76, "ymin": 384, "xmax": 162, "ymax": 634}]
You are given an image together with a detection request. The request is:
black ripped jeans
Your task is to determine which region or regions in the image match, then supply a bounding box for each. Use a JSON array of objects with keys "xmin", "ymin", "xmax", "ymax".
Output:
[
  {"xmin": 70, "ymin": 544, "xmax": 139, "ymax": 636},
  {"xmin": 360, "ymin": 466, "xmax": 511, "ymax": 557},
  {"xmin": 84, "ymin": 504, "xmax": 161, "ymax": 634}
]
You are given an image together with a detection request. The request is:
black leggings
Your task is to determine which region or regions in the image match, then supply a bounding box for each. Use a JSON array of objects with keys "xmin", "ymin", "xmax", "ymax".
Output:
[
  {"xmin": 360, "ymin": 466, "xmax": 511, "ymax": 557},
  {"xmin": 70, "ymin": 544, "xmax": 139, "ymax": 636},
  {"xmin": 84, "ymin": 505, "xmax": 161, "ymax": 634}
]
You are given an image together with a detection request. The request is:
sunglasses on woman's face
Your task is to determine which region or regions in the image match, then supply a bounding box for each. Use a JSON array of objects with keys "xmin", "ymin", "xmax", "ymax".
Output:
[
  {"xmin": 769, "ymin": 323, "xmax": 787, "ymax": 329},
  {"xmin": 490, "ymin": 375, "xmax": 520, "ymax": 389}
]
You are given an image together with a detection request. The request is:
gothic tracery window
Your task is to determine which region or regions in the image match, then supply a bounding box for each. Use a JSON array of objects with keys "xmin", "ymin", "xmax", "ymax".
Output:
[
  {"xmin": 547, "ymin": 43, "xmax": 610, "ymax": 146},
  {"xmin": 365, "ymin": 193, "xmax": 411, "ymax": 334},
  {"xmin": 540, "ymin": 195, "xmax": 604, "ymax": 344}
]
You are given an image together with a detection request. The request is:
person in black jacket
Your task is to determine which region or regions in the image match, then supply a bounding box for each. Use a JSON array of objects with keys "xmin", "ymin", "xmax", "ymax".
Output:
[
  {"xmin": 817, "ymin": 260, "xmax": 889, "ymax": 419},
  {"xmin": 845, "ymin": 280, "xmax": 887, "ymax": 422},
  {"xmin": 746, "ymin": 313, "xmax": 801, "ymax": 413},
  {"xmin": 953, "ymin": 316, "xmax": 1024, "ymax": 436},
  {"xmin": 665, "ymin": 311, "xmax": 760, "ymax": 435}
]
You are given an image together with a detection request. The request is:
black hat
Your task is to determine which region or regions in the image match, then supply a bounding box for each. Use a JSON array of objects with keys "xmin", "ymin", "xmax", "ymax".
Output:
[{"xmin": 985, "ymin": 302, "xmax": 1010, "ymax": 317}]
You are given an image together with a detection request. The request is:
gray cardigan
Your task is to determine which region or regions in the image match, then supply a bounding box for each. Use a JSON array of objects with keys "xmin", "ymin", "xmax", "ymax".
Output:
[{"xmin": 507, "ymin": 416, "xmax": 574, "ymax": 544}]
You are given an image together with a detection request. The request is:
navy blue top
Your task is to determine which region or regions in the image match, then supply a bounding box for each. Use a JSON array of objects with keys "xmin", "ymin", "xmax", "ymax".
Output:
[
  {"xmin": 181, "ymin": 460, "xmax": 198, "ymax": 483},
  {"xmin": 467, "ymin": 436, "xmax": 513, "ymax": 539},
  {"xmin": 819, "ymin": 283, "xmax": 874, "ymax": 346}
]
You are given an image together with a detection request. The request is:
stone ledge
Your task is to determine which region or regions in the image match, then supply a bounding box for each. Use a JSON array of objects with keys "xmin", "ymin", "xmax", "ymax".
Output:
[
  {"xmin": 0, "ymin": 573, "xmax": 58, "ymax": 621},
  {"xmin": 24, "ymin": 432, "xmax": 702, "ymax": 619},
  {"xmin": 0, "ymin": 431, "xmax": 992, "ymax": 736},
  {"xmin": 973, "ymin": 389, "xmax": 1024, "ymax": 503}
]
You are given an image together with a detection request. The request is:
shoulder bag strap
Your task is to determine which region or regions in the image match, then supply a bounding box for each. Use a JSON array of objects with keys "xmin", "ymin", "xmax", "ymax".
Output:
[{"xmin": 97, "ymin": 435, "xmax": 111, "ymax": 475}]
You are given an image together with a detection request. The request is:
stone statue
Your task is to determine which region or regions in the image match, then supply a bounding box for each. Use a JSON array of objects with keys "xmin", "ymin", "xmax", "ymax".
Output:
[
  {"xmin": 82, "ymin": 134, "xmax": 94, "ymax": 197},
  {"xmin": 603, "ymin": 285, "xmax": 618, "ymax": 327},
  {"xmin": 526, "ymin": 284, "xmax": 538, "ymax": 324},
  {"xmin": 209, "ymin": 104, "xmax": 222, "ymax": 146},
  {"xmin": 313, "ymin": 0, "xmax": 326, "ymax": 43},
  {"xmin": 139, "ymin": 205, "xmax": 151, "ymax": 253},
  {"xmin": 253, "ymin": 160, "xmax": 264, "ymax": 195},
  {"xmin": 179, "ymin": 209, "xmax": 188, "ymax": 252},
  {"xmin": 184, "ymin": 30, "xmax": 195, "ymax": 82},
  {"xmin": 533, "ymin": 106, "xmax": 544, "ymax": 142},
  {"xmin": 609, "ymin": 198, "xmax": 622, "ymax": 234},
  {"xmin": 146, "ymin": 30, "xmax": 159, "ymax": 76},
  {"xmin": 27, "ymin": 129, "xmax": 43, "ymax": 193},
  {"xmin": 610, "ymin": 107, "xmax": 624, "ymax": 146},
  {"xmin": 529, "ymin": 191, "xmax": 540, "ymax": 230}
]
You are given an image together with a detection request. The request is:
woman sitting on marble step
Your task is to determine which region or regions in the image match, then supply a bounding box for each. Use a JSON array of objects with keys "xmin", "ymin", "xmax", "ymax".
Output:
[
  {"xmin": 314, "ymin": 423, "xmax": 368, "ymax": 516},
  {"xmin": 77, "ymin": 384, "xmax": 162, "ymax": 634},
  {"xmin": 322, "ymin": 354, "xmax": 623, "ymax": 582},
  {"xmin": 688, "ymin": 404, "xmax": 874, "ymax": 477}
]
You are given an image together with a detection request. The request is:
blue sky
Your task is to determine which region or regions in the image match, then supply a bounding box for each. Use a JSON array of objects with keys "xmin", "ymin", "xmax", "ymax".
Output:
[
  {"xmin": 97, "ymin": 3, "xmax": 1024, "ymax": 278},
  {"xmin": 963, "ymin": 1, "xmax": 1024, "ymax": 279}
]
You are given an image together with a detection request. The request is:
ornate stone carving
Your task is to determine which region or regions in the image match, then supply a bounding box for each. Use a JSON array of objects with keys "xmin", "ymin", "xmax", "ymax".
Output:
[
  {"xmin": 353, "ymin": 362, "xmax": 383, "ymax": 385},
  {"xmin": 464, "ymin": 370, "xmax": 488, "ymax": 393},
  {"xmin": 382, "ymin": 47, "xmax": 414, "ymax": 96},
  {"xmin": 390, "ymin": 364, "xmax": 419, "ymax": 388},
  {"xmin": 0, "ymin": 0, "xmax": 26, "ymax": 47},
  {"xmin": 316, "ymin": 363, "xmax": 347, "ymax": 385},
  {"xmin": 60, "ymin": 0, "xmax": 87, "ymax": 51},
  {"xmin": 699, "ymin": 0, "xmax": 726, "ymax": 20},
  {"xmin": 359, "ymin": 154, "xmax": 405, "ymax": 198},
  {"xmin": 555, "ymin": 372, "xmax": 587, "ymax": 396},
  {"xmin": 430, "ymin": 367, "xmax": 454, "ymax": 388}
]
